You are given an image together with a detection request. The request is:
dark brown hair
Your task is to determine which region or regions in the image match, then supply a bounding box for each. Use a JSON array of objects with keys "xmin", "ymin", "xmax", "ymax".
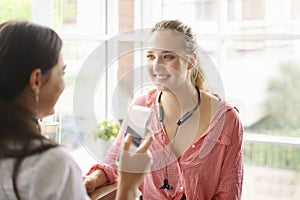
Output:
[{"xmin": 0, "ymin": 20, "xmax": 62, "ymax": 199}]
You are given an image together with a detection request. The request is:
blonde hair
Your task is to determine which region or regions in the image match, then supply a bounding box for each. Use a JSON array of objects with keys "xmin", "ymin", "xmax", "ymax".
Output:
[{"xmin": 151, "ymin": 20, "xmax": 209, "ymax": 91}]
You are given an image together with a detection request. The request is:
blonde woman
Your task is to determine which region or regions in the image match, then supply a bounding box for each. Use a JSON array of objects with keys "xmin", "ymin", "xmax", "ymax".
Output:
[{"xmin": 85, "ymin": 20, "xmax": 244, "ymax": 200}]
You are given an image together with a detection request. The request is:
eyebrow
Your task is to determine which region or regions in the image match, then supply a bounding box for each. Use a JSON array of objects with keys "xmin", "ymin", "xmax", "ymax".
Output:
[{"xmin": 146, "ymin": 50, "xmax": 175, "ymax": 54}]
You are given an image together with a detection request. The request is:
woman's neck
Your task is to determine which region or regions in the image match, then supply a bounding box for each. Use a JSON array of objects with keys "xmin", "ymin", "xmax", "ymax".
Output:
[
  {"xmin": 12, "ymin": 88, "xmax": 38, "ymax": 119},
  {"xmin": 160, "ymin": 85, "xmax": 199, "ymax": 114}
]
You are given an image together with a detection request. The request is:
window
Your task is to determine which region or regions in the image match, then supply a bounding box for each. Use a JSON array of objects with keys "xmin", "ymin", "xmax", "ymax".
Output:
[
  {"xmin": 0, "ymin": 0, "xmax": 31, "ymax": 23},
  {"xmin": 1, "ymin": 1, "xmax": 299, "ymax": 198}
]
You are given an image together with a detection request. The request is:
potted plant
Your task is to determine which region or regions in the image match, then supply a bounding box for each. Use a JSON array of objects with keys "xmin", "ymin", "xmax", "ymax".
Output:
[
  {"xmin": 87, "ymin": 119, "xmax": 121, "ymax": 159},
  {"xmin": 91, "ymin": 119, "xmax": 120, "ymax": 141}
]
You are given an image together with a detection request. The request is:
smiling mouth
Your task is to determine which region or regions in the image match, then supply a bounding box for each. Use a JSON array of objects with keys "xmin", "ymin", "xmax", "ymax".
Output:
[{"xmin": 154, "ymin": 75, "xmax": 170, "ymax": 81}]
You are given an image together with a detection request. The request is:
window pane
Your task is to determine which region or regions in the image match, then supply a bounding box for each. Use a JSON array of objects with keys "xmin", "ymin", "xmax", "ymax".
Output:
[
  {"xmin": 58, "ymin": 40, "xmax": 102, "ymax": 150},
  {"xmin": 0, "ymin": 0, "xmax": 31, "ymax": 23},
  {"xmin": 52, "ymin": 0, "xmax": 106, "ymax": 35},
  {"xmin": 291, "ymin": 0, "xmax": 300, "ymax": 19},
  {"xmin": 228, "ymin": 0, "xmax": 265, "ymax": 21},
  {"xmin": 228, "ymin": 0, "xmax": 300, "ymax": 34},
  {"xmin": 196, "ymin": 39, "xmax": 221, "ymax": 94},
  {"xmin": 224, "ymin": 39, "xmax": 300, "ymax": 136},
  {"xmin": 198, "ymin": 38, "xmax": 218, "ymax": 65},
  {"xmin": 162, "ymin": 0, "xmax": 219, "ymax": 34}
]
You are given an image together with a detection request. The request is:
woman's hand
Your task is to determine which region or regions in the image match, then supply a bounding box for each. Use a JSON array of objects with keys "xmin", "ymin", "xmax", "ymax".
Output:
[
  {"xmin": 83, "ymin": 169, "xmax": 108, "ymax": 194},
  {"xmin": 83, "ymin": 174, "xmax": 97, "ymax": 193},
  {"xmin": 116, "ymin": 134, "xmax": 153, "ymax": 200}
]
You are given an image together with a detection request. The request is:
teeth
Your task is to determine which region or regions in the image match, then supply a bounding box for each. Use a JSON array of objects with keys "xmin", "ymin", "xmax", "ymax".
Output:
[{"xmin": 156, "ymin": 75, "xmax": 168, "ymax": 80}]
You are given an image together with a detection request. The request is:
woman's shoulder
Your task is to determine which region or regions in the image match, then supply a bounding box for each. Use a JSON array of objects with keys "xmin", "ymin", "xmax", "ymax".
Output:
[
  {"xmin": 22, "ymin": 145, "xmax": 80, "ymax": 175},
  {"xmin": 203, "ymin": 93, "xmax": 243, "ymax": 140},
  {"xmin": 132, "ymin": 87, "xmax": 159, "ymax": 107},
  {"xmin": 22, "ymin": 146, "xmax": 87, "ymax": 199},
  {"xmin": 213, "ymin": 98, "xmax": 243, "ymax": 132},
  {"xmin": 204, "ymin": 92, "xmax": 239, "ymax": 115},
  {"xmin": 202, "ymin": 91, "xmax": 241, "ymax": 123},
  {"xmin": 43, "ymin": 145, "xmax": 69, "ymax": 156},
  {"xmin": 30, "ymin": 146, "xmax": 83, "ymax": 183},
  {"xmin": 219, "ymin": 100, "xmax": 240, "ymax": 118},
  {"xmin": 40, "ymin": 145, "xmax": 77, "ymax": 165}
]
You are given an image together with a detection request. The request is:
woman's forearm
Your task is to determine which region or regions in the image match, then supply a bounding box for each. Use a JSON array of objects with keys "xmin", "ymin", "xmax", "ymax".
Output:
[
  {"xmin": 115, "ymin": 182, "xmax": 138, "ymax": 200},
  {"xmin": 91, "ymin": 169, "xmax": 109, "ymax": 187}
]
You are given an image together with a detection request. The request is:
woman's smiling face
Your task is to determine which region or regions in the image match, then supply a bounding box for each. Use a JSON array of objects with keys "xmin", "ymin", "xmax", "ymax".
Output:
[{"xmin": 146, "ymin": 30, "xmax": 192, "ymax": 91}]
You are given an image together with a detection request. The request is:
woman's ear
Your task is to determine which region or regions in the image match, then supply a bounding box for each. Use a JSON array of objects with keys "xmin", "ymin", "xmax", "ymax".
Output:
[
  {"xmin": 29, "ymin": 68, "xmax": 42, "ymax": 92},
  {"xmin": 188, "ymin": 52, "xmax": 198, "ymax": 70}
]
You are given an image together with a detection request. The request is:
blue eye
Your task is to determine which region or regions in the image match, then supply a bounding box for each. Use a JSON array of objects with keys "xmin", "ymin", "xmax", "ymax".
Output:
[{"xmin": 164, "ymin": 55, "xmax": 174, "ymax": 59}]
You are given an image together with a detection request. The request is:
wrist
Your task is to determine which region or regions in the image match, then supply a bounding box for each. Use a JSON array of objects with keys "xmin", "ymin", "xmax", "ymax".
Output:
[
  {"xmin": 92, "ymin": 169, "xmax": 109, "ymax": 187},
  {"xmin": 116, "ymin": 181, "xmax": 138, "ymax": 200}
]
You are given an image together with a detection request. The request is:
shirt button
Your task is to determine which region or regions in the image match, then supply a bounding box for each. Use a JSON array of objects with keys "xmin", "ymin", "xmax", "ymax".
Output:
[
  {"xmin": 180, "ymin": 186, "xmax": 184, "ymax": 190},
  {"xmin": 191, "ymin": 144, "xmax": 196, "ymax": 148}
]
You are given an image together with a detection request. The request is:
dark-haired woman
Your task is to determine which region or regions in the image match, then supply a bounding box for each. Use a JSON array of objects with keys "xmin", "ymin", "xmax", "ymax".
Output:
[{"xmin": 0, "ymin": 20, "xmax": 152, "ymax": 200}]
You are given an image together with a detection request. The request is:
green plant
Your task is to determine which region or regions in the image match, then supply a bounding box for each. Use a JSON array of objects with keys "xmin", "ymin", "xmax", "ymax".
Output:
[
  {"xmin": 91, "ymin": 120, "xmax": 120, "ymax": 141},
  {"xmin": 265, "ymin": 60, "xmax": 300, "ymax": 128},
  {"xmin": 0, "ymin": 0, "xmax": 31, "ymax": 23}
]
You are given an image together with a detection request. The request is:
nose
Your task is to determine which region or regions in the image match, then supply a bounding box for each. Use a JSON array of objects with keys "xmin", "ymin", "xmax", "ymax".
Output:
[{"xmin": 151, "ymin": 57, "xmax": 164, "ymax": 71}]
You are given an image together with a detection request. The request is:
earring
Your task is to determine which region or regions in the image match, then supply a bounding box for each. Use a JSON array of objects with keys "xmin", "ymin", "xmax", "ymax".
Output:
[{"xmin": 35, "ymin": 89, "xmax": 39, "ymax": 116}]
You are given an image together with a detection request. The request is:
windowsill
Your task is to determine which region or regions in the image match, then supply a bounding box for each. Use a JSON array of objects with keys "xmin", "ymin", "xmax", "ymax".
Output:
[
  {"xmin": 89, "ymin": 183, "xmax": 117, "ymax": 200},
  {"xmin": 70, "ymin": 147, "xmax": 99, "ymax": 174}
]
